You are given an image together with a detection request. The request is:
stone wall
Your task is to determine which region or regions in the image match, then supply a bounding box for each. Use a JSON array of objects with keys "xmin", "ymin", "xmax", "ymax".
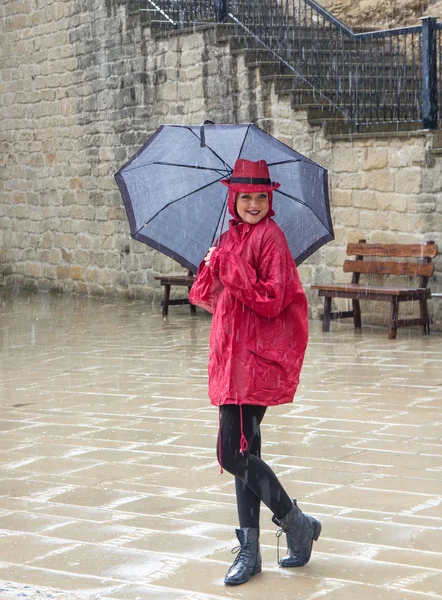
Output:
[
  {"xmin": 321, "ymin": 0, "xmax": 441, "ymax": 29},
  {"xmin": 1, "ymin": 0, "xmax": 442, "ymax": 329}
]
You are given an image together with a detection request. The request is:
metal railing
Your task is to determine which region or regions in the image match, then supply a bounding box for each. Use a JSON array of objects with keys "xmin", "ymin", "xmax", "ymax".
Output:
[{"xmin": 141, "ymin": 0, "xmax": 441, "ymax": 130}]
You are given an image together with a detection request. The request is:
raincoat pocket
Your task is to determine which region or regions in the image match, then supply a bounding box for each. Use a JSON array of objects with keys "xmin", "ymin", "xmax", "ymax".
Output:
[{"xmin": 247, "ymin": 349, "xmax": 288, "ymax": 401}]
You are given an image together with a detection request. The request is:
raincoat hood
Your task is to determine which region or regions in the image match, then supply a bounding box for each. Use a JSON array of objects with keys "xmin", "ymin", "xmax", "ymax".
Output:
[{"xmin": 222, "ymin": 159, "xmax": 280, "ymax": 220}]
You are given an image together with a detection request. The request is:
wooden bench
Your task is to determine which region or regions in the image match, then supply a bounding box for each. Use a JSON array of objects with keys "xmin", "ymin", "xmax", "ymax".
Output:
[
  {"xmin": 311, "ymin": 240, "xmax": 438, "ymax": 339},
  {"xmin": 155, "ymin": 270, "xmax": 196, "ymax": 317}
]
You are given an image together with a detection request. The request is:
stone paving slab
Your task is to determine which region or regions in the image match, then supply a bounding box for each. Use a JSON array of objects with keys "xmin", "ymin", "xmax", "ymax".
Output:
[{"xmin": 1, "ymin": 289, "xmax": 442, "ymax": 599}]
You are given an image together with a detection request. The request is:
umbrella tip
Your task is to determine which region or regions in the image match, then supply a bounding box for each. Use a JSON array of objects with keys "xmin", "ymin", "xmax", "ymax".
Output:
[{"xmin": 200, "ymin": 120, "xmax": 215, "ymax": 148}]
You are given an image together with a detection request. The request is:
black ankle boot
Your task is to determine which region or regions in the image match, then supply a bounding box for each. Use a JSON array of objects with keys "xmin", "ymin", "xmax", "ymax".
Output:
[
  {"xmin": 273, "ymin": 499, "xmax": 321, "ymax": 567},
  {"xmin": 224, "ymin": 527, "xmax": 262, "ymax": 586}
]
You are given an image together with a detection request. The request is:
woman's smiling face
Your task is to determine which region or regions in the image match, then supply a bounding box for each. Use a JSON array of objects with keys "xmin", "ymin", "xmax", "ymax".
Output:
[{"xmin": 235, "ymin": 192, "xmax": 269, "ymax": 225}]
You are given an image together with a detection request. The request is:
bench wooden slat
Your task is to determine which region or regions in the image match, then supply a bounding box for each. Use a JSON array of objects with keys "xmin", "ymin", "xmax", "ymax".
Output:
[
  {"xmin": 311, "ymin": 283, "xmax": 431, "ymax": 298},
  {"xmin": 155, "ymin": 276, "xmax": 194, "ymax": 286},
  {"xmin": 347, "ymin": 242, "xmax": 437, "ymax": 258},
  {"xmin": 343, "ymin": 259, "xmax": 434, "ymax": 277}
]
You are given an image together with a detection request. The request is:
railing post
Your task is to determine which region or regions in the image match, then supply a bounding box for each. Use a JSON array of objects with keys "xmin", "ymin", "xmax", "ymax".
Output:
[
  {"xmin": 215, "ymin": 0, "xmax": 228, "ymax": 23},
  {"xmin": 421, "ymin": 16, "xmax": 438, "ymax": 129}
]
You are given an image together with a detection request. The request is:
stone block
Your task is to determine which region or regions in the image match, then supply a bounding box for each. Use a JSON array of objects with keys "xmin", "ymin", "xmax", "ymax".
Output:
[
  {"xmin": 13, "ymin": 192, "xmax": 25, "ymax": 204},
  {"xmin": 373, "ymin": 193, "xmax": 406, "ymax": 213},
  {"xmin": 333, "ymin": 147, "xmax": 364, "ymax": 172},
  {"xmin": 56, "ymin": 265, "xmax": 70, "ymax": 279},
  {"xmin": 334, "ymin": 206, "xmax": 359, "ymax": 227},
  {"xmin": 334, "ymin": 172, "xmax": 366, "ymax": 190},
  {"xmin": 73, "ymin": 249, "xmax": 90, "ymax": 266},
  {"xmin": 352, "ymin": 190, "xmax": 377, "ymax": 210},
  {"xmin": 421, "ymin": 167, "xmax": 442, "ymax": 193},
  {"xmin": 363, "ymin": 148, "xmax": 388, "ymax": 170},
  {"xmin": 358, "ymin": 209, "xmax": 388, "ymax": 231},
  {"xmin": 387, "ymin": 211, "xmax": 414, "ymax": 232},
  {"xmin": 96, "ymin": 207, "xmax": 108, "ymax": 221},
  {"xmin": 99, "ymin": 222, "xmax": 114, "ymax": 236},
  {"xmin": 331, "ymin": 189, "xmax": 352, "ymax": 207},
  {"xmin": 292, "ymin": 135, "xmax": 313, "ymax": 153},
  {"xmin": 41, "ymin": 231, "xmax": 53, "ymax": 248},
  {"xmin": 25, "ymin": 262, "xmax": 42, "ymax": 278},
  {"xmin": 297, "ymin": 264, "xmax": 312, "ymax": 283},
  {"xmin": 394, "ymin": 169, "xmax": 421, "ymax": 194},
  {"xmin": 388, "ymin": 145, "xmax": 422, "ymax": 168},
  {"xmin": 331, "ymin": 226, "xmax": 348, "ymax": 246},
  {"xmin": 364, "ymin": 169, "xmax": 395, "ymax": 192},
  {"xmin": 69, "ymin": 178, "xmax": 84, "ymax": 190},
  {"xmin": 76, "ymin": 233, "xmax": 94, "ymax": 249},
  {"xmin": 62, "ymin": 191, "xmax": 76, "ymax": 205},
  {"xmin": 412, "ymin": 214, "xmax": 442, "ymax": 232},
  {"xmin": 97, "ymin": 269, "xmax": 117, "ymax": 286},
  {"xmin": 42, "ymin": 265, "xmax": 57, "ymax": 279},
  {"xmin": 70, "ymin": 266, "xmax": 84, "ymax": 280},
  {"xmin": 408, "ymin": 195, "xmax": 436, "ymax": 214},
  {"xmin": 49, "ymin": 249, "xmax": 62, "ymax": 264},
  {"xmin": 85, "ymin": 268, "xmax": 99, "ymax": 283}
]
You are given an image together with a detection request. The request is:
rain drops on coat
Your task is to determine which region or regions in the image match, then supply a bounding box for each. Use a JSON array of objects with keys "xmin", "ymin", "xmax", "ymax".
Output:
[{"xmin": 189, "ymin": 215, "xmax": 308, "ymax": 408}]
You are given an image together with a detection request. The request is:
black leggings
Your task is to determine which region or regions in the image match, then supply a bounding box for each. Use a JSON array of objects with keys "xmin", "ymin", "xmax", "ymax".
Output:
[{"xmin": 217, "ymin": 404, "xmax": 293, "ymax": 528}]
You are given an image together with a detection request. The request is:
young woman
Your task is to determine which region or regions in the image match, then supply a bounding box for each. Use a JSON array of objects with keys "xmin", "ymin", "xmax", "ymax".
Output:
[{"xmin": 189, "ymin": 158, "xmax": 321, "ymax": 586}]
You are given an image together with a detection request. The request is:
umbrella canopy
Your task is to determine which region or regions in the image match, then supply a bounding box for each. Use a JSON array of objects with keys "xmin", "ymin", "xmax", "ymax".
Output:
[{"xmin": 115, "ymin": 123, "xmax": 333, "ymax": 274}]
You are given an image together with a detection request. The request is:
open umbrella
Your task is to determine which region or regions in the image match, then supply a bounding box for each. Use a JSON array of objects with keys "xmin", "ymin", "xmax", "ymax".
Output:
[{"xmin": 114, "ymin": 122, "xmax": 333, "ymax": 274}]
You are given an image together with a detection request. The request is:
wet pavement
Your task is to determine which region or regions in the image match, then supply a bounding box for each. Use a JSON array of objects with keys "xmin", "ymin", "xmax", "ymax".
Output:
[{"xmin": 0, "ymin": 287, "xmax": 441, "ymax": 600}]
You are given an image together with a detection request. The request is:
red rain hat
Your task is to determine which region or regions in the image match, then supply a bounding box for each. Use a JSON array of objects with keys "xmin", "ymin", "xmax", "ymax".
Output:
[{"xmin": 221, "ymin": 159, "xmax": 281, "ymax": 192}]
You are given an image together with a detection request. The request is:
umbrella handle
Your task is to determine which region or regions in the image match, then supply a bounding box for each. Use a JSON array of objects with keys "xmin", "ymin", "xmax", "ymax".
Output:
[{"xmin": 200, "ymin": 120, "xmax": 215, "ymax": 147}]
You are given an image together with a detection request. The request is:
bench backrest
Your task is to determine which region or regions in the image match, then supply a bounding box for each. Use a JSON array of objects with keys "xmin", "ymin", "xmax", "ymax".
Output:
[{"xmin": 344, "ymin": 240, "xmax": 437, "ymax": 288}]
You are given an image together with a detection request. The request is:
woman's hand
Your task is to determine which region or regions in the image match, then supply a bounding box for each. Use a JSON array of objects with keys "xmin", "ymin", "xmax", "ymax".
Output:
[{"xmin": 204, "ymin": 246, "xmax": 217, "ymax": 268}]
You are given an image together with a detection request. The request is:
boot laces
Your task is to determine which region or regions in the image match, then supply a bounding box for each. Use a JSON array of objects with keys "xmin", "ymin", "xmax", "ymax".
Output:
[
  {"xmin": 275, "ymin": 528, "xmax": 284, "ymax": 565},
  {"xmin": 230, "ymin": 542, "xmax": 250, "ymax": 566}
]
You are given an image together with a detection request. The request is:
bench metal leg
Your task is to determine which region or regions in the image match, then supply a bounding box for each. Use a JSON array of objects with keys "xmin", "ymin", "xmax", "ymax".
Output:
[
  {"xmin": 162, "ymin": 285, "xmax": 171, "ymax": 317},
  {"xmin": 323, "ymin": 297, "xmax": 332, "ymax": 332},
  {"xmin": 420, "ymin": 298, "xmax": 430, "ymax": 335},
  {"xmin": 352, "ymin": 299, "xmax": 361, "ymax": 329},
  {"xmin": 389, "ymin": 298, "xmax": 399, "ymax": 339}
]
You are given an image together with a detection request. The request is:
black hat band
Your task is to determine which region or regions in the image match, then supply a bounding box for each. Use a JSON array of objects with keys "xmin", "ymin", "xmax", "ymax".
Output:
[{"xmin": 230, "ymin": 177, "xmax": 272, "ymax": 185}]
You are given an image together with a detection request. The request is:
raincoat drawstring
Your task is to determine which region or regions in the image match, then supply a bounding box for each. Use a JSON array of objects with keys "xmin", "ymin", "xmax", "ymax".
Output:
[
  {"xmin": 218, "ymin": 405, "xmax": 249, "ymax": 475},
  {"xmin": 218, "ymin": 406, "xmax": 223, "ymax": 475},
  {"xmin": 239, "ymin": 404, "xmax": 249, "ymax": 454}
]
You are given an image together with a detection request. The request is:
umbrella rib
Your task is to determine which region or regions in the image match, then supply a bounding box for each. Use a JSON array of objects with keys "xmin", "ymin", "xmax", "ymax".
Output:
[
  {"xmin": 236, "ymin": 124, "xmax": 251, "ymax": 162},
  {"xmin": 123, "ymin": 161, "xmax": 229, "ymax": 177},
  {"xmin": 152, "ymin": 162, "xmax": 229, "ymax": 176},
  {"xmin": 132, "ymin": 176, "xmax": 225, "ymax": 237},
  {"xmin": 266, "ymin": 159, "xmax": 303, "ymax": 166},
  {"xmin": 275, "ymin": 189, "xmax": 333, "ymax": 234},
  {"xmin": 210, "ymin": 189, "xmax": 229, "ymax": 247},
  {"xmin": 185, "ymin": 127, "xmax": 233, "ymax": 172}
]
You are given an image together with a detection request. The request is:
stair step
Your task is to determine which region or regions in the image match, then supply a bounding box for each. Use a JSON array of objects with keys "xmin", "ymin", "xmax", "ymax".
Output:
[
  {"xmin": 305, "ymin": 104, "xmax": 419, "ymax": 125},
  {"xmin": 238, "ymin": 51, "xmax": 419, "ymax": 79},
  {"xmin": 262, "ymin": 70, "xmax": 421, "ymax": 86},
  {"xmin": 225, "ymin": 32, "xmax": 394, "ymax": 53},
  {"xmin": 233, "ymin": 45, "xmax": 411, "ymax": 66},
  {"xmin": 324, "ymin": 120, "xmax": 423, "ymax": 137},
  {"xmin": 290, "ymin": 93, "xmax": 419, "ymax": 116},
  {"xmin": 272, "ymin": 74, "xmax": 420, "ymax": 93}
]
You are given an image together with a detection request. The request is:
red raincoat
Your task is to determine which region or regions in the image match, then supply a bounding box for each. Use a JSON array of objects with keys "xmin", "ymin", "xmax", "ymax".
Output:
[{"xmin": 189, "ymin": 190, "xmax": 309, "ymax": 408}]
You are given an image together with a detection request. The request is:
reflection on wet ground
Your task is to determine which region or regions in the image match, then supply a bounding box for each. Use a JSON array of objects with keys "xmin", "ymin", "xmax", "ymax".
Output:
[{"xmin": 0, "ymin": 288, "xmax": 441, "ymax": 599}]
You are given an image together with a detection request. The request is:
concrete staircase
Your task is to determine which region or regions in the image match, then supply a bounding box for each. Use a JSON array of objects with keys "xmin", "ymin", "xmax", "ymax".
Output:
[{"xmin": 145, "ymin": 7, "xmax": 442, "ymax": 150}]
